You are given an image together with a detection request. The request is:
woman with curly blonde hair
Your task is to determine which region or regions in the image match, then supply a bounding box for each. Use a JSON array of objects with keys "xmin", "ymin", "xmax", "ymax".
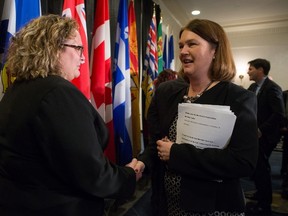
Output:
[{"xmin": 0, "ymin": 14, "xmax": 140, "ymax": 216}]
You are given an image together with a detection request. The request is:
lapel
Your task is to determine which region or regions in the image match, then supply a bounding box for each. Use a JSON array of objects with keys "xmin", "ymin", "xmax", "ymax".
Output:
[
  {"xmin": 160, "ymin": 78, "xmax": 188, "ymax": 134},
  {"xmin": 248, "ymin": 83, "xmax": 258, "ymax": 93},
  {"xmin": 252, "ymin": 83, "xmax": 258, "ymax": 93}
]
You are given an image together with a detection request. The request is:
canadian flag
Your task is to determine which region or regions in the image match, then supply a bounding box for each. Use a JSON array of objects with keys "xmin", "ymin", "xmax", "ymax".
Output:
[
  {"xmin": 90, "ymin": 0, "xmax": 115, "ymax": 162},
  {"xmin": 62, "ymin": 0, "xmax": 90, "ymax": 100}
]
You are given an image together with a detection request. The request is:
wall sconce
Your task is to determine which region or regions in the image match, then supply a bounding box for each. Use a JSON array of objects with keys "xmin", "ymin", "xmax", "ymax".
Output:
[{"xmin": 239, "ymin": 74, "xmax": 244, "ymax": 86}]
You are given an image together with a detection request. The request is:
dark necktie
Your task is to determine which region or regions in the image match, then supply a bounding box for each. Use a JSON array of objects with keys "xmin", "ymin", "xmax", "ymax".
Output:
[
  {"xmin": 250, "ymin": 84, "xmax": 258, "ymax": 93},
  {"xmin": 255, "ymin": 84, "xmax": 260, "ymax": 95}
]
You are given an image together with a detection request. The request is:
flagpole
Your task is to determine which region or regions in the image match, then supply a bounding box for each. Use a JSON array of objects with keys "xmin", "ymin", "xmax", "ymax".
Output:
[{"xmin": 139, "ymin": 0, "xmax": 144, "ymax": 144}]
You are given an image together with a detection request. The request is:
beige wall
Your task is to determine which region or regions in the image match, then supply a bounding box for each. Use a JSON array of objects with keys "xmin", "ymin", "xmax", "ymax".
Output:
[
  {"xmin": 228, "ymin": 25, "xmax": 288, "ymax": 90},
  {"xmin": 160, "ymin": 9, "xmax": 288, "ymax": 91}
]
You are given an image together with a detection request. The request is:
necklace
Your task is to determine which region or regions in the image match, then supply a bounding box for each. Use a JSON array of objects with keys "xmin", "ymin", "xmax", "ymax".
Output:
[{"xmin": 183, "ymin": 81, "xmax": 213, "ymax": 103}]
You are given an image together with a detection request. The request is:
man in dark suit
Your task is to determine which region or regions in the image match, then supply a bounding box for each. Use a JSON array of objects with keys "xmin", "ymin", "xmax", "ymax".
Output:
[
  {"xmin": 245, "ymin": 58, "xmax": 285, "ymax": 215},
  {"xmin": 281, "ymin": 90, "xmax": 288, "ymax": 199}
]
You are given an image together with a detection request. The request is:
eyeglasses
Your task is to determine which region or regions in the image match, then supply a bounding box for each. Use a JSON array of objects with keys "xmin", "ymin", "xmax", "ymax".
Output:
[{"xmin": 62, "ymin": 44, "xmax": 84, "ymax": 56}]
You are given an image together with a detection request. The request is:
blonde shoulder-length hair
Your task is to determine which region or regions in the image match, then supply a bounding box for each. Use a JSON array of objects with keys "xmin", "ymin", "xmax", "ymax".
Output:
[{"xmin": 7, "ymin": 14, "xmax": 78, "ymax": 81}]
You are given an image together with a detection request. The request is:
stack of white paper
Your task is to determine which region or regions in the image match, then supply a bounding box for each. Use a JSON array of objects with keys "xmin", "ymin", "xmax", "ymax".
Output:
[{"xmin": 176, "ymin": 103, "xmax": 236, "ymax": 149}]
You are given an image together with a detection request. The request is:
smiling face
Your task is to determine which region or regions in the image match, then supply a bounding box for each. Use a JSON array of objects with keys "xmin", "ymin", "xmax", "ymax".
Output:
[
  {"xmin": 59, "ymin": 30, "xmax": 84, "ymax": 81},
  {"xmin": 178, "ymin": 30, "xmax": 216, "ymax": 80}
]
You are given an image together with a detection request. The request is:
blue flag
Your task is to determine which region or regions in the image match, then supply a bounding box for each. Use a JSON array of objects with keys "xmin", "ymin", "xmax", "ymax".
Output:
[
  {"xmin": 113, "ymin": 0, "xmax": 132, "ymax": 165},
  {"xmin": 0, "ymin": 0, "xmax": 41, "ymax": 99},
  {"xmin": 168, "ymin": 34, "xmax": 175, "ymax": 70}
]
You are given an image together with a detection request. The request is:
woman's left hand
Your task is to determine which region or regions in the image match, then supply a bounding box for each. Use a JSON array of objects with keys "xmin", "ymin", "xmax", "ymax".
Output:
[{"xmin": 157, "ymin": 137, "xmax": 173, "ymax": 161}]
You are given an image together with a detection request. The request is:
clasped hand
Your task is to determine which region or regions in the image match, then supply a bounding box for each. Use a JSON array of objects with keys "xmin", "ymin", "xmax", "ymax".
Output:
[
  {"xmin": 157, "ymin": 136, "xmax": 173, "ymax": 161},
  {"xmin": 126, "ymin": 158, "xmax": 145, "ymax": 181},
  {"xmin": 125, "ymin": 136, "xmax": 173, "ymax": 181}
]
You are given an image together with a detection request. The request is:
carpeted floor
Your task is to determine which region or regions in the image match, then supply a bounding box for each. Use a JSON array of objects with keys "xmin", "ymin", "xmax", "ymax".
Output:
[
  {"xmin": 104, "ymin": 176, "xmax": 151, "ymax": 216},
  {"xmin": 106, "ymin": 148, "xmax": 288, "ymax": 216},
  {"xmin": 241, "ymin": 149, "xmax": 288, "ymax": 216}
]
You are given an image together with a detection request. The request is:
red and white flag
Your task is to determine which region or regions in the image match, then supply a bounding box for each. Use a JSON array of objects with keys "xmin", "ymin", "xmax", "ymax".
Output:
[
  {"xmin": 62, "ymin": 0, "xmax": 90, "ymax": 100},
  {"xmin": 90, "ymin": 0, "xmax": 115, "ymax": 162}
]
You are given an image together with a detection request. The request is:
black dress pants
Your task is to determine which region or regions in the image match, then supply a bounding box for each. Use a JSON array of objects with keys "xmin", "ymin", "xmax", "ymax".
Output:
[
  {"xmin": 281, "ymin": 133, "xmax": 288, "ymax": 175},
  {"xmin": 252, "ymin": 137, "xmax": 277, "ymax": 207}
]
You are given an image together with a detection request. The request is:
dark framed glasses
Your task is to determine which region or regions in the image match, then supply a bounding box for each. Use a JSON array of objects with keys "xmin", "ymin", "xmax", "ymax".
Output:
[{"xmin": 62, "ymin": 44, "xmax": 84, "ymax": 56}]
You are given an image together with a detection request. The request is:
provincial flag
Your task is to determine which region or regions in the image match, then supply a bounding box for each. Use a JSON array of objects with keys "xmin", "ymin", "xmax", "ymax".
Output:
[
  {"xmin": 113, "ymin": 0, "xmax": 133, "ymax": 165},
  {"xmin": 128, "ymin": 0, "xmax": 141, "ymax": 157},
  {"xmin": 90, "ymin": 0, "xmax": 115, "ymax": 162},
  {"xmin": 0, "ymin": 0, "xmax": 41, "ymax": 100},
  {"xmin": 142, "ymin": 9, "xmax": 158, "ymax": 119},
  {"xmin": 168, "ymin": 34, "xmax": 175, "ymax": 70},
  {"xmin": 157, "ymin": 17, "xmax": 163, "ymax": 73},
  {"xmin": 62, "ymin": 0, "xmax": 90, "ymax": 100}
]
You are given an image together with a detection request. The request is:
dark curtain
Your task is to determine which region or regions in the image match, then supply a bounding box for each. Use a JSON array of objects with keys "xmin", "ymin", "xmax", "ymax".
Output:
[{"xmin": 0, "ymin": 1, "xmax": 4, "ymax": 19}]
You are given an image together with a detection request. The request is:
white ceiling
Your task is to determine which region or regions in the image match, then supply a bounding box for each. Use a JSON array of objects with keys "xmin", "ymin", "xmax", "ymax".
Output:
[{"xmin": 154, "ymin": 0, "xmax": 288, "ymax": 30}]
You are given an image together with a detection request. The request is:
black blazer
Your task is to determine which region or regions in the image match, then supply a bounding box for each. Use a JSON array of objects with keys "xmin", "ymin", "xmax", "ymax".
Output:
[
  {"xmin": 283, "ymin": 90, "xmax": 288, "ymax": 127},
  {"xmin": 139, "ymin": 79, "xmax": 258, "ymax": 215},
  {"xmin": 248, "ymin": 78, "xmax": 285, "ymax": 144},
  {"xmin": 0, "ymin": 76, "xmax": 136, "ymax": 216}
]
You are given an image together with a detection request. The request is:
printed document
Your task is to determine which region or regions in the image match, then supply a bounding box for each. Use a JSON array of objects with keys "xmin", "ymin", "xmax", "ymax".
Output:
[{"xmin": 176, "ymin": 103, "xmax": 236, "ymax": 149}]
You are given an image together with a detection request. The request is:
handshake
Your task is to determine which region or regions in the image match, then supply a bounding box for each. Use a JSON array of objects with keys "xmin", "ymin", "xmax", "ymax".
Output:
[{"xmin": 126, "ymin": 158, "xmax": 145, "ymax": 181}]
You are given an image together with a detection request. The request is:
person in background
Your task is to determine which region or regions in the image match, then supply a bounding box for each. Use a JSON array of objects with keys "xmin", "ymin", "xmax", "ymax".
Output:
[
  {"xmin": 281, "ymin": 90, "xmax": 288, "ymax": 199},
  {"xmin": 0, "ymin": 14, "xmax": 141, "ymax": 216},
  {"xmin": 134, "ymin": 19, "xmax": 258, "ymax": 216},
  {"xmin": 245, "ymin": 58, "xmax": 285, "ymax": 215},
  {"xmin": 153, "ymin": 69, "xmax": 178, "ymax": 90}
]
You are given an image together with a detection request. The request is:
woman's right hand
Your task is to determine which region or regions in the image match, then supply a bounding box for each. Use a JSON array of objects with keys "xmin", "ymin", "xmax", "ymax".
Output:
[{"xmin": 134, "ymin": 160, "xmax": 145, "ymax": 174}]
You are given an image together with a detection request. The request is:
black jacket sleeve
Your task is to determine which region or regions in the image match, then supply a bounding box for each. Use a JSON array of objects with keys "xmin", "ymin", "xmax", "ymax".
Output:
[
  {"xmin": 168, "ymin": 86, "xmax": 258, "ymax": 180},
  {"xmin": 34, "ymin": 83, "xmax": 136, "ymax": 199}
]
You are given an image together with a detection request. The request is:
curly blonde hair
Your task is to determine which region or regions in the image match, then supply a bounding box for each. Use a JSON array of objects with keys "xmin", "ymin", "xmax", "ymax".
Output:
[
  {"xmin": 7, "ymin": 14, "xmax": 78, "ymax": 80},
  {"xmin": 178, "ymin": 19, "xmax": 236, "ymax": 82}
]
